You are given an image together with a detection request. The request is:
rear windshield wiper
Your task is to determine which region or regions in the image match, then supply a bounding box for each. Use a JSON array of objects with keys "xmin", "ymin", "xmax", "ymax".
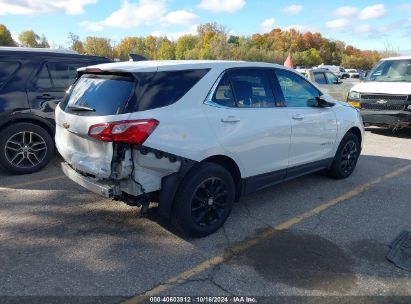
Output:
[{"xmin": 67, "ymin": 105, "xmax": 96, "ymax": 112}]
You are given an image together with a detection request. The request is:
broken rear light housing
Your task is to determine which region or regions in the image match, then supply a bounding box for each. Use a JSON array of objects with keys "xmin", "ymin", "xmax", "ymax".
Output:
[{"xmin": 88, "ymin": 119, "xmax": 159, "ymax": 144}]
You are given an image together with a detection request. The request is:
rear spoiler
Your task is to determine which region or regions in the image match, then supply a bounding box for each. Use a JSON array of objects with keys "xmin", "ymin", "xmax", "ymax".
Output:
[
  {"xmin": 129, "ymin": 53, "xmax": 147, "ymax": 62},
  {"xmin": 76, "ymin": 68, "xmax": 135, "ymax": 80}
]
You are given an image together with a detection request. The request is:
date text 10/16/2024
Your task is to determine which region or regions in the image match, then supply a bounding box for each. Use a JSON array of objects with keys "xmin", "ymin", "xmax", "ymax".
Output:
[{"xmin": 149, "ymin": 296, "xmax": 258, "ymax": 303}]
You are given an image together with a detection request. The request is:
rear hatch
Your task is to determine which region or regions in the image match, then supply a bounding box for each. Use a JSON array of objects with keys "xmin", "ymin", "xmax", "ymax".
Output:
[
  {"xmin": 56, "ymin": 66, "xmax": 210, "ymax": 179},
  {"xmin": 56, "ymin": 71, "xmax": 138, "ymax": 179}
]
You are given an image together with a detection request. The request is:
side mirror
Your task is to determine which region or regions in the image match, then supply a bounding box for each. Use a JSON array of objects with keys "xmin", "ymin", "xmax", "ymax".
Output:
[
  {"xmin": 333, "ymin": 79, "xmax": 342, "ymax": 84},
  {"xmin": 316, "ymin": 96, "xmax": 335, "ymax": 107}
]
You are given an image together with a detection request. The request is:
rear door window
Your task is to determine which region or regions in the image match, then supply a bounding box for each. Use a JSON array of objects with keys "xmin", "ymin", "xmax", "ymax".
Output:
[
  {"xmin": 0, "ymin": 61, "xmax": 20, "ymax": 87},
  {"xmin": 211, "ymin": 74, "xmax": 235, "ymax": 107},
  {"xmin": 229, "ymin": 69, "xmax": 276, "ymax": 108},
  {"xmin": 211, "ymin": 69, "xmax": 276, "ymax": 108}
]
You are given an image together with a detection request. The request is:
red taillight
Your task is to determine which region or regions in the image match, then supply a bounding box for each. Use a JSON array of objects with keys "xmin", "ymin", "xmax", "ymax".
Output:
[{"xmin": 88, "ymin": 119, "xmax": 159, "ymax": 144}]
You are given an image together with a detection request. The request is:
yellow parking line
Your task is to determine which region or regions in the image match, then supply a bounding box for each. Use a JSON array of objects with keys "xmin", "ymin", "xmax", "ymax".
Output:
[
  {"xmin": 123, "ymin": 163, "xmax": 411, "ymax": 304},
  {"xmin": 1, "ymin": 175, "xmax": 66, "ymax": 189}
]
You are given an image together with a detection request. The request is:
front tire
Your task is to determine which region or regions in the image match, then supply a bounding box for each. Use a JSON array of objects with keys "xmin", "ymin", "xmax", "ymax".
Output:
[
  {"xmin": 328, "ymin": 132, "xmax": 360, "ymax": 179},
  {"xmin": 0, "ymin": 123, "xmax": 55, "ymax": 174},
  {"xmin": 172, "ymin": 163, "xmax": 235, "ymax": 237}
]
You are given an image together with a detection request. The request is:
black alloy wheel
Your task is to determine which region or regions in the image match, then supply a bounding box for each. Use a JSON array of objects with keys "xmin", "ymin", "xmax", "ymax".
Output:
[
  {"xmin": 340, "ymin": 140, "xmax": 358, "ymax": 175},
  {"xmin": 172, "ymin": 163, "xmax": 235, "ymax": 237},
  {"xmin": 0, "ymin": 123, "xmax": 55, "ymax": 174},
  {"xmin": 328, "ymin": 132, "xmax": 360, "ymax": 179},
  {"xmin": 191, "ymin": 177, "xmax": 229, "ymax": 227},
  {"xmin": 5, "ymin": 131, "xmax": 47, "ymax": 169}
]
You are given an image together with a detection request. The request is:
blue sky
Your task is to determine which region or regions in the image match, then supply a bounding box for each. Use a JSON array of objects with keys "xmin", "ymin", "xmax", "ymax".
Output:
[{"xmin": 1, "ymin": 0, "xmax": 410, "ymax": 53}]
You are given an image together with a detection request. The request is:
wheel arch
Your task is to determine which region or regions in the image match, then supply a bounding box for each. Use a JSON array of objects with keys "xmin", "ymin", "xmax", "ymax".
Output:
[
  {"xmin": 0, "ymin": 116, "xmax": 55, "ymax": 140},
  {"xmin": 347, "ymin": 126, "xmax": 362, "ymax": 147},
  {"xmin": 158, "ymin": 154, "xmax": 243, "ymax": 219},
  {"xmin": 202, "ymin": 155, "xmax": 242, "ymax": 202}
]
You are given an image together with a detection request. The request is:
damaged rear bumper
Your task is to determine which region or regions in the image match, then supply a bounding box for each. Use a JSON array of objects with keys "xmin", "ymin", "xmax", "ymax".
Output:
[{"xmin": 61, "ymin": 162, "xmax": 114, "ymax": 198}]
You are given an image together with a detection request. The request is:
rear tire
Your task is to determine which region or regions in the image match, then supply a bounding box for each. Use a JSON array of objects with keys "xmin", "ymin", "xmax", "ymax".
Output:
[
  {"xmin": 0, "ymin": 123, "xmax": 54, "ymax": 174},
  {"xmin": 328, "ymin": 132, "xmax": 360, "ymax": 179},
  {"xmin": 172, "ymin": 162, "xmax": 235, "ymax": 237}
]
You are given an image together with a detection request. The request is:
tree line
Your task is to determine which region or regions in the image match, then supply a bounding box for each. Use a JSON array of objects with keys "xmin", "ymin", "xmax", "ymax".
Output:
[{"xmin": 1, "ymin": 23, "xmax": 399, "ymax": 70}]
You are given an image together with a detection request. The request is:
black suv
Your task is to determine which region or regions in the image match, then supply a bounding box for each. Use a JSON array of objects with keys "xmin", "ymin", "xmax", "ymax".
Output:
[{"xmin": 0, "ymin": 47, "xmax": 111, "ymax": 174}]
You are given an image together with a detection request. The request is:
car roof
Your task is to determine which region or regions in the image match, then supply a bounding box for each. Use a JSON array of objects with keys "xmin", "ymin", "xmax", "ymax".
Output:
[
  {"xmin": 80, "ymin": 60, "xmax": 285, "ymax": 73},
  {"xmin": 381, "ymin": 56, "xmax": 411, "ymax": 61},
  {"xmin": 0, "ymin": 47, "xmax": 110, "ymax": 60},
  {"xmin": 296, "ymin": 68, "xmax": 328, "ymax": 72},
  {"xmin": 0, "ymin": 47, "xmax": 78, "ymax": 54}
]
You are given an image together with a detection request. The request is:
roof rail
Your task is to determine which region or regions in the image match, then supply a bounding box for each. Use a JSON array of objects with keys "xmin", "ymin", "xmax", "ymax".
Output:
[{"xmin": 0, "ymin": 47, "xmax": 78, "ymax": 54}]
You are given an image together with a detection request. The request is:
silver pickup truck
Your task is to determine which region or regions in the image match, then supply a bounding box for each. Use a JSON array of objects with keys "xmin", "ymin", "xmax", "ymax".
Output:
[{"xmin": 296, "ymin": 68, "xmax": 354, "ymax": 102}]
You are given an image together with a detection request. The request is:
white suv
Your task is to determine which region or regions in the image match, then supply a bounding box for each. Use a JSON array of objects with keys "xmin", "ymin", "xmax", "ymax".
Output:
[{"xmin": 56, "ymin": 61, "xmax": 364, "ymax": 237}]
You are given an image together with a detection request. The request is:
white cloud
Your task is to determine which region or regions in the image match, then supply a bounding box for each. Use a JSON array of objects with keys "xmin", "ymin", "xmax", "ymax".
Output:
[
  {"xmin": 0, "ymin": 0, "xmax": 96, "ymax": 15},
  {"xmin": 283, "ymin": 4, "xmax": 302, "ymax": 15},
  {"xmin": 151, "ymin": 24, "xmax": 199, "ymax": 41},
  {"xmin": 261, "ymin": 18, "xmax": 275, "ymax": 33},
  {"xmin": 359, "ymin": 4, "xmax": 387, "ymax": 20},
  {"xmin": 333, "ymin": 6, "xmax": 358, "ymax": 17},
  {"xmin": 80, "ymin": 20, "xmax": 104, "ymax": 31},
  {"xmin": 81, "ymin": 0, "xmax": 198, "ymax": 31},
  {"xmin": 355, "ymin": 24, "xmax": 370, "ymax": 33},
  {"xmin": 198, "ymin": 0, "xmax": 245, "ymax": 13},
  {"xmin": 163, "ymin": 10, "xmax": 199, "ymax": 26},
  {"xmin": 325, "ymin": 18, "xmax": 351, "ymax": 30}
]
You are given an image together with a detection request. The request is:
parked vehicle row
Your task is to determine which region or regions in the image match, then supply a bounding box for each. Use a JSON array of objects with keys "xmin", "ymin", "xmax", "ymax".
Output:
[
  {"xmin": 295, "ymin": 68, "xmax": 353, "ymax": 101},
  {"xmin": 56, "ymin": 60, "xmax": 364, "ymax": 237},
  {"xmin": 0, "ymin": 47, "xmax": 111, "ymax": 174},
  {"xmin": 346, "ymin": 69, "xmax": 360, "ymax": 79},
  {"xmin": 317, "ymin": 64, "xmax": 350, "ymax": 79}
]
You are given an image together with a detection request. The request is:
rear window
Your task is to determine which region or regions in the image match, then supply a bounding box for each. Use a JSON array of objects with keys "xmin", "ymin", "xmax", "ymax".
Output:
[
  {"xmin": 61, "ymin": 74, "xmax": 135, "ymax": 116},
  {"xmin": 61, "ymin": 69, "xmax": 209, "ymax": 116},
  {"xmin": 0, "ymin": 61, "xmax": 20, "ymax": 88}
]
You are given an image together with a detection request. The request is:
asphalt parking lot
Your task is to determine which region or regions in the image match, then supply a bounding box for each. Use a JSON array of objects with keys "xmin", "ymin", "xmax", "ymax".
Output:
[{"xmin": 0, "ymin": 127, "xmax": 410, "ymax": 303}]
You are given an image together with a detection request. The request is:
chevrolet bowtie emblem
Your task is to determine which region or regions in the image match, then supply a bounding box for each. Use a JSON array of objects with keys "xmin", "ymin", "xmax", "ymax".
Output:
[
  {"xmin": 62, "ymin": 122, "xmax": 70, "ymax": 129},
  {"xmin": 376, "ymin": 99, "xmax": 388, "ymax": 104}
]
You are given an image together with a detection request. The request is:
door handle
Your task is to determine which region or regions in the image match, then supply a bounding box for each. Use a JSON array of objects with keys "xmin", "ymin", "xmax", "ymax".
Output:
[
  {"xmin": 292, "ymin": 114, "xmax": 304, "ymax": 120},
  {"xmin": 36, "ymin": 94, "xmax": 58, "ymax": 100},
  {"xmin": 221, "ymin": 116, "xmax": 240, "ymax": 123}
]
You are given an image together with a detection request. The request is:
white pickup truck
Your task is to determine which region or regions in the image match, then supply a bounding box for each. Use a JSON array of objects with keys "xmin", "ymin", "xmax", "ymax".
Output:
[{"xmin": 347, "ymin": 56, "xmax": 411, "ymax": 129}]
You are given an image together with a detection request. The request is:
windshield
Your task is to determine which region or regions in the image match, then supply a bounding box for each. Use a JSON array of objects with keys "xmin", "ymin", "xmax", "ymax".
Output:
[{"xmin": 368, "ymin": 59, "xmax": 411, "ymax": 82}]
